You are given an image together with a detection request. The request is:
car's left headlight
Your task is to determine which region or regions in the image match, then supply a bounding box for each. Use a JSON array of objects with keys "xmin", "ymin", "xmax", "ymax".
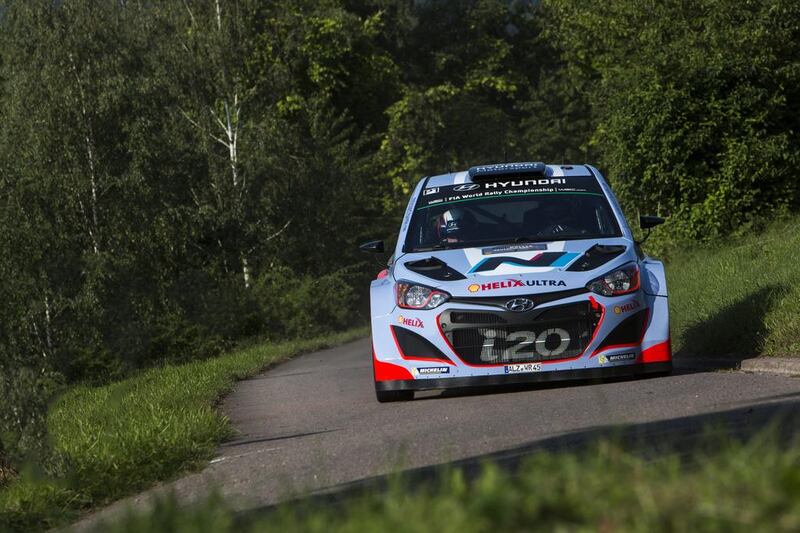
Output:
[
  {"xmin": 396, "ymin": 282, "xmax": 450, "ymax": 310},
  {"xmin": 586, "ymin": 263, "xmax": 640, "ymax": 297}
]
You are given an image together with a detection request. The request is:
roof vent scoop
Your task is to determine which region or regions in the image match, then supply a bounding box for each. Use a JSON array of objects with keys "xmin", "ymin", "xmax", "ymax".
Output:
[{"xmin": 467, "ymin": 162, "xmax": 546, "ymax": 181}]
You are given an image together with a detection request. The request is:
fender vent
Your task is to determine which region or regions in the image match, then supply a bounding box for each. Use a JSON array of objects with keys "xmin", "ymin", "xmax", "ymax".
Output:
[
  {"xmin": 392, "ymin": 326, "xmax": 453, "ymax": 363},
  {"xmin": 594, "ymin": 308, "xmax": 649, "ymax": 352}
]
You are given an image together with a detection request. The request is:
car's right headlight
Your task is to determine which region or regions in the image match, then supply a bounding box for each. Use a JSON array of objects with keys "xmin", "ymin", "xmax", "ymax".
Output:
[
  {"xmin": 396, "ymin": 282, "xmax": 450, "ymax": 310},
  {"xmin": 586, "ymin": 263, "xmax": 640, "ymax": 297}
]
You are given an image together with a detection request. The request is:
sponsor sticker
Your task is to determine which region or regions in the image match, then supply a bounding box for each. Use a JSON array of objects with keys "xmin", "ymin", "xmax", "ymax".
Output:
[
  {"xmin": 483, "ymin": 178, "xmax": 565, "ymax": 188},
  {"xmin": 504, "ymin": 362, "xmax": 542, "ymax": 374},
  {"xmin": 598, "ymin": 355, "xmax": 608, "ymax": 365},
  {"xmin": 413, "ymin": 176, "xmax": 606, "ymax": 212},
  {"xmin": 467, "ymin": 279, "xmax": 566, "ymax": 292},
  {"xmin": 398, "ymin": 315, "xmax": 424, "ymax": 328},
  {"xmin": 613, "ymin": 300, "xmax": 642, "ymax": 315},
  {"xmin": 607, "ymin": 352, "xmax": 637, "ymax": 362},
  {"xmin": 415, "ymin": 366, "xmax": 450, "ymax": 375},
  {"xmin": 482, "ymin": 243, "xmax": 547, "ymax": 255}
]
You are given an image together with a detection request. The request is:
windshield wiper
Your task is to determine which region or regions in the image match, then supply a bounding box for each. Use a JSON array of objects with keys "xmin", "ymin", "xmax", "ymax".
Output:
[
  {"xmin": 514, "ymin": 235, "xmax": 549, "ymax": 243},
  {"xmin": 412, "ymin": 243, "xmax": 449, "ymax": 252}
]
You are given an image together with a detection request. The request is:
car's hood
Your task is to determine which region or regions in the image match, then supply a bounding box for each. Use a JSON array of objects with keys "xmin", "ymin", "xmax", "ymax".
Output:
[{"xmin": 393, "ymin": 238, "xmax": 635, "ymax": 297}]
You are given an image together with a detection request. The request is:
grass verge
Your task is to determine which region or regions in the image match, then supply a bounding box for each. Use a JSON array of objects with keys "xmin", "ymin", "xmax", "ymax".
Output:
[
  {"xmin": 665, "ymin": 217, "xmax": 800, "ymax": 357},
  {"xmin": 0, "ymin": 327, "xmax": 368, "ymax": 531},
  {"xmin": 100, "ymin": 431, "xmax": 800, "ymax": 532}
]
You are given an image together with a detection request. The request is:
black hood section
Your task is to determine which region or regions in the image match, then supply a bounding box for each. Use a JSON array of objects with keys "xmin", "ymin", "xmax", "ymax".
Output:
[
  {"xmin": 404, "ymin": 257, "xmax": 466, "ymax": 281},
  {"xmin": 566, "ymin": 244, "xmax": 627, "ymax": 272}
]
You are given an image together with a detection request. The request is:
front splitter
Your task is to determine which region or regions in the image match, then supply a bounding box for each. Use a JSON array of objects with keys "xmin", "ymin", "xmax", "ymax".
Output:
[{"xmin": 375, "ymin": 362, "xmax": 672, "ymax": 392}]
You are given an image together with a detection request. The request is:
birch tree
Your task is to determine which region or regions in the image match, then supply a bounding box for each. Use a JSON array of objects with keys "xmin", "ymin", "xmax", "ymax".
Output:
[{"xmin": 171, "ymin": 0, "xmax": 268, "ymax": 289}]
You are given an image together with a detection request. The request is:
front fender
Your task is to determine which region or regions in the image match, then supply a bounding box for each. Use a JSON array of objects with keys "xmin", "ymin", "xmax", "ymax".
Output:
[{"xmin": 641, "ymin": 258, "xmax": 668, "ymax": 297}]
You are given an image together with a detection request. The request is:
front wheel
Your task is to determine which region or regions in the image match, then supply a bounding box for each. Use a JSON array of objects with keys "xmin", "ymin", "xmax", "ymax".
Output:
[{"xmin": 375, "ymin": 388, "xmax": 414, "ymax": 403}]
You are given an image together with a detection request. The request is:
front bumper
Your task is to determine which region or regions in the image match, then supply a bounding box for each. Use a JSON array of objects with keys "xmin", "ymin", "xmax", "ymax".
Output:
[
  {"xmin": 375, "ymin": 361, "xmax": 672, "ymax": 392},
  {"xmin": 372, "ymin": 285, "xmax": 671, "ymax": 387}
]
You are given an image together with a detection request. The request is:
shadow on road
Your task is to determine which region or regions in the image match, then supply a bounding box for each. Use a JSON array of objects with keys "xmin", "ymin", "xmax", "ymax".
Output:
[
  {"xmin": 674, "ymin": 284, "xmax": 789, "ymax": 369},
  {"xmin": 237, "ymin": 393, "xmax": 800, "ymax": 522}
]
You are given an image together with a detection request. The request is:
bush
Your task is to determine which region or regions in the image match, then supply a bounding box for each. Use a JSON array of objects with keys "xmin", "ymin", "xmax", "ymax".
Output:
[{"xmin": 253, "ymin": 267, "xmax": 358, "ymax": 339}]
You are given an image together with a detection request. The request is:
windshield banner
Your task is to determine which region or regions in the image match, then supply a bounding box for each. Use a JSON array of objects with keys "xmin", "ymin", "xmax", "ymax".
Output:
[{"xmin": 416, "ymin": 176, "xmax": 604, "ymax": 210}]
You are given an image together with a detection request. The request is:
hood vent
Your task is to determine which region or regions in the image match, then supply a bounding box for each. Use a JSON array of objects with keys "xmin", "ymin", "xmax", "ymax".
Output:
[
  {"xmin": 566, "ymin": 245, "xmax": 626, "ymax": 272},
  {"xmin": 404, "ymin": 257, "xmax": 466, "ymax": 281}
]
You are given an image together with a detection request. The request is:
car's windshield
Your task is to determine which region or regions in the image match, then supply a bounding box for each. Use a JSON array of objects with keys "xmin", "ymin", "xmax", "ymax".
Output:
[{"xmin": 404, "ymin": 176, "xmax": 621, "ymax": 252}]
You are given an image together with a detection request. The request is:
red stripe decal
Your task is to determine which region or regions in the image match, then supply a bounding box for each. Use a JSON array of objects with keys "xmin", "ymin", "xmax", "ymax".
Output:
[
  {"xmin": 640, "ymin": 339, "xmax": 672, "ymax": 363},
  {"xmin": 372, "ymin": 348, "xmax": 414, "ymax": 382}
]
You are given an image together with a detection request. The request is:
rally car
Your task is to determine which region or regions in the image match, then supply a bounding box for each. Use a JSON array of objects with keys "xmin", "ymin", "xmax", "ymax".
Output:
[{"xmin": 361, "ymin": 162, "xmax": 670, "ymax": 402}]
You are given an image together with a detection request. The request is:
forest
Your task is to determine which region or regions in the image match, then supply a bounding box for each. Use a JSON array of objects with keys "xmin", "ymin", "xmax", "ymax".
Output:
[{"xmin": 1, "ymin": 0, "xmax": 799, "ymax": 473}]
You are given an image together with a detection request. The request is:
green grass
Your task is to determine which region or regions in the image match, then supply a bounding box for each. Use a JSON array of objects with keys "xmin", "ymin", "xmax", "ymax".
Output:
[
  {"xmin": 665, "ymin": 217, "xmax": 800, "ymax": 357},
  {"xmin": 100, "ymin": 432, "xmax": 800, "ymax": 532},
  {"xmin": 0, "ymin": 327, "xmax": 367, "ymax": 531}
]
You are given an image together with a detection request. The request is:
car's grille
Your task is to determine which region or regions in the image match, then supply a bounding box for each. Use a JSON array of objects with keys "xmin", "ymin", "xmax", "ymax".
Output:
[
  {"xmin": 440, "ymin": 302, "xmax": 599, "ymax": 365},
  {"xmin": 449, "ymin": 312, "xmax": 505, "ymax": 324}
]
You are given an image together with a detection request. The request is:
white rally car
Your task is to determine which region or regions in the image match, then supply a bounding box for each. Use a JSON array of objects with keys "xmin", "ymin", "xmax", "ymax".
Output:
[{"xmin": 361, "ymin": 162, "xmax": 670, "ymax": 402}]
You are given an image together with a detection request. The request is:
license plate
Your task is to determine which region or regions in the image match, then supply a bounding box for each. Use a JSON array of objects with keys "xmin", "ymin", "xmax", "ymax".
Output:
[{"xmin": 504, "ymin": 362, "xmax": 542, "ymax": 374}]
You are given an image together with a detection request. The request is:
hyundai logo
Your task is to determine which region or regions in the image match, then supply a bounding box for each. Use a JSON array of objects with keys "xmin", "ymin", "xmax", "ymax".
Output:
[
  {"xmin": 453, "ymin": 183, "xmax": 480, "ymax": 192},
  {"xmin": 505, "ymin": 298, "xmax": 535, "ymax": 312}
]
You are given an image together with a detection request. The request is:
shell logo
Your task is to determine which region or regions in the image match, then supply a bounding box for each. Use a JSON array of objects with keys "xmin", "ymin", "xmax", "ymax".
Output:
[
  {"xmin": 468, "ymin": 284, "xmax": 480, "ymax": 293},
  {"xmin": 613, "ymin": 306, "xmax": 622, "ymax": 314}
]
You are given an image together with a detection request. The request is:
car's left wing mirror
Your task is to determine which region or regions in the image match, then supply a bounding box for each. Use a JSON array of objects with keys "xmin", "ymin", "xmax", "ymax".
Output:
[{"xmin": 359, "ymin": 240, "xmax": 385, "ymax": 254}]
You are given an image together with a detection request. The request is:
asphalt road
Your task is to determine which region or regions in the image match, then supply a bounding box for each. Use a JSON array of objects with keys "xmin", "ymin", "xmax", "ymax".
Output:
[{"xmin": 76, "ymin": 337, "xmax": 800, "ymax": 530}]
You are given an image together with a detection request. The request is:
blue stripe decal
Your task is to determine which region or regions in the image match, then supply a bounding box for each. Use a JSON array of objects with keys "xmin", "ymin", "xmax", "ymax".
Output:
[
  {"xmin": 467, "ymin": 258, "xmax": 492, "ymax": 274},
  {"xmin": 467, "ymin": 252, "xmax": 581, "ymax": 273}
]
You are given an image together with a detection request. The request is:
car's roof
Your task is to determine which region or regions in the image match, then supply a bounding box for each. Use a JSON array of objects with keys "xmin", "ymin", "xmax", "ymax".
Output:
[{"xmin": 425, "ymin": 163, "xmax": 595, "ymax": 188}]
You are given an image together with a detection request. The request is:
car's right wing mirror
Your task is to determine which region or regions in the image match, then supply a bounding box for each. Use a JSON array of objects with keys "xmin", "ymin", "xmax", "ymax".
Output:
[
  {"xmin": 640, "ymin": 215, "xmax": 666, "ymax": 230},
  {"xmin": 636, "ymin": 215, "xmax": 666, "ymax": 245}
]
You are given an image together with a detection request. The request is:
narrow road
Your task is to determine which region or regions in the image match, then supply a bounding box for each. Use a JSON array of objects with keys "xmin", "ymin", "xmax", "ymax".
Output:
[{"xmin": 76, "ymin": 337, "xmax": 800, "ymax": 529}]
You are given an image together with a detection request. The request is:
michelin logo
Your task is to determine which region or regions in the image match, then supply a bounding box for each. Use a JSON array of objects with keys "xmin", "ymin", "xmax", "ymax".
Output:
[
  {"xmin": 415, "ymin": 366, "xmax": 450, "ymax": 375},
  {"xmin": 608, "ymin": 353, "xmax": 636, "ymax": 362}
]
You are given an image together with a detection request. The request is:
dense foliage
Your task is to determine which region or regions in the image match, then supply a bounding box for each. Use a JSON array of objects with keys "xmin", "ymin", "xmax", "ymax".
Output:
[
  {"xmin": 1, "ymin": 0, "xmax": 799, "ymax": 472},
  {"xmin": 547, "ymin": 0, "xmax": 800, "ymax": 239}
]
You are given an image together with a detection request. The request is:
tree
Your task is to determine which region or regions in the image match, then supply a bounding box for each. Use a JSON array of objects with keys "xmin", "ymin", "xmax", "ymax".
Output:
[{"xmin": 546, "ymin": 0, "xmax": 800, "ymax": 239}]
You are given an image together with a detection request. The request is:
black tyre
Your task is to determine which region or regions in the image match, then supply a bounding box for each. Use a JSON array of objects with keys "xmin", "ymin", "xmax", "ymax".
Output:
[{"xmin": 375, "ymin": 388, "xmax": 414, "ymax": 403}]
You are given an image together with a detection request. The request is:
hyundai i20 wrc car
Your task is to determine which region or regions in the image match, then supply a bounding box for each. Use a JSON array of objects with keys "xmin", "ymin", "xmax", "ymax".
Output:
[{"xmin": 361, "ymin": 162, "xmax": 670, "ymax": 402}]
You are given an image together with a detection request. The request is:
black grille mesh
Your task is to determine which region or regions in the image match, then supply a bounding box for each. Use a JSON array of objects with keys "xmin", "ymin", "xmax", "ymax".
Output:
[
  {"xmin": 445, "ymin": 302, "xmax": 598, "ymax": 365},
  {"xmin": 449, "ymin": 312, "xmax": 505, "ymax": 324}
]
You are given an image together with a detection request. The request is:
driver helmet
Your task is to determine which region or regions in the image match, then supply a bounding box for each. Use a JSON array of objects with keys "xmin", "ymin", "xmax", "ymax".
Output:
[{"xmin": 436, "ymin": 207, "xmax": 474, "ymax": 242}]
